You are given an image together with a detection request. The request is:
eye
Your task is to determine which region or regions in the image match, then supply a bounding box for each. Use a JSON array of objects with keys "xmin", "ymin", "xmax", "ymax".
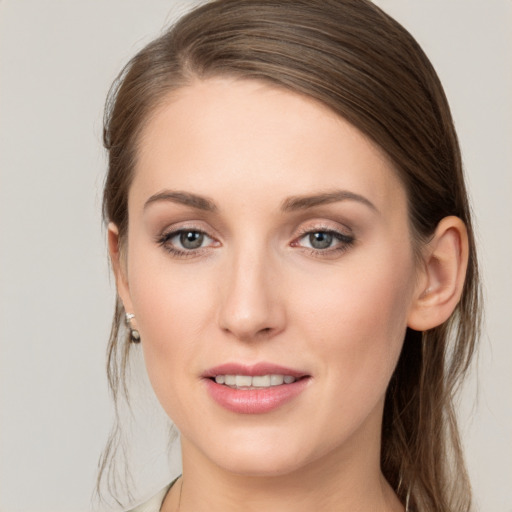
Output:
[
  {"xmin": 177, "ymin": 230, "xmax": 207, "ymax": 250},
  {"xmin": 304, "ymin": 231, "xmax": 335, "ymax": 250},
  {"xmin": 293, "ymin": 228, "xmax": 355, "ymax": 254},
  {"xmin": 157, "ymin": 228, "xmax": 217, "ymax": 256}
]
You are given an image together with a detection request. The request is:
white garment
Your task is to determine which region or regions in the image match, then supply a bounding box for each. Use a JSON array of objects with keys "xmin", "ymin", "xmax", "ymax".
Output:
[{"xmin": 126, "ymin": 483, "xmax": 172, "ymax": 512}]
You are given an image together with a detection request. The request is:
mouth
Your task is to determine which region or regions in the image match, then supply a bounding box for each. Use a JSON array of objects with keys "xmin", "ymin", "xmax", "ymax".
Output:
[
  {"xmin": 202, "ymin": 363, "xmax": 311, "ymax": 414},
  {"xmin": 211, "ymin": 373, "xmax": 300, "ymax": 389}
]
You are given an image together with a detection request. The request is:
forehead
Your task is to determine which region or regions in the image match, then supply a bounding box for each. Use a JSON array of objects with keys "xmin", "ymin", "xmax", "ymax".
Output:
[{"xmin": 132, "ymin": 77, "xmax": 406, "ymax": 215}]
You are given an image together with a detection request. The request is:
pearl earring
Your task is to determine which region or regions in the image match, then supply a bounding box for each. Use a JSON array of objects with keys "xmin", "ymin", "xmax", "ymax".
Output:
[{"xmin": 125, "ymin": 313, "xmax": 141, "ymax": 343}]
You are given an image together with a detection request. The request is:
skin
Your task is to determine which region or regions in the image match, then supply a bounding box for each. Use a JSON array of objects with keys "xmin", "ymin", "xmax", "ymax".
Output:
[{"xmin": 109, "ymin": 78, "xmax": 468, "ymax": 512}]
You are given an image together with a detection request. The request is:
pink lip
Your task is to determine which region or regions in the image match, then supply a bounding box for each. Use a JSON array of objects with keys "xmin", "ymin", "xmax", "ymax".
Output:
[
  {"xmin": 202, "ymin": 362, "xmax": 311, "ymax": 414},
  {"xmin": 202, "ymin": 362, "xmax": 307, "ymax": 379}
]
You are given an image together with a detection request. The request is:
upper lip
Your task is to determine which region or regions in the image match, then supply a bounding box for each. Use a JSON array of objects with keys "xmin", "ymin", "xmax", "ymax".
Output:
[{"xmin": 202, "ymin": 362, "xmax": 308, "ymax": 379}]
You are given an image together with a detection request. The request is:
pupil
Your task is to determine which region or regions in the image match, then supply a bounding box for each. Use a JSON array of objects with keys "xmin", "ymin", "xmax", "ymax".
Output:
[
  {"xmin": 180, "ymin": 231, "xmax": 203, "ymax": 249},
  {"xmin": 310, "ymin": 232, "xmax": 332, "ymax": 249}
]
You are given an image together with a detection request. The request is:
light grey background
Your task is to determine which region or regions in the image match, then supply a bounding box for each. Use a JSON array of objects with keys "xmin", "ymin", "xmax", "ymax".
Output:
[{"xmin": 0, "ymin": 1, "xmax": 510, "ymax": 511}]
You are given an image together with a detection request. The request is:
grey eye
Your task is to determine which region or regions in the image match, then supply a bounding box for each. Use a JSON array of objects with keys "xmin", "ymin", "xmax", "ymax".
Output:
[
  {"xmin": 179, "ymin": 231, "xmax": 204, "ymax": 249},
  {"xmin": 308, "ymin": 232, "xmax": 333, "ymax": 249}
]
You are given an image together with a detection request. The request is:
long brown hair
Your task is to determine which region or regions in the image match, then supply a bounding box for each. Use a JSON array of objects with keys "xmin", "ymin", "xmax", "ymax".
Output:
[{"xmin": 100, "ymin": 1, "xmax": 481, "ymax": 510}]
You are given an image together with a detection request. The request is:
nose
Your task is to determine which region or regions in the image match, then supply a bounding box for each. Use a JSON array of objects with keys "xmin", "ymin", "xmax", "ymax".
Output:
[{"xmin": 217, "ymin": 246, "xmax": 286, "ymax": 342}]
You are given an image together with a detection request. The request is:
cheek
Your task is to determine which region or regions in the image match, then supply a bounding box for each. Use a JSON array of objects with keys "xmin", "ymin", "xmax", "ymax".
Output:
[
  {"xmin": 127, "ymin": 236, "xmax": 216, "ymax": 338},
  {"xmin": 297, "ymin": 244, "xmax": 416, "ymax": 406},
  {"xmin": 126, "ymin": 253, "xmax": 216, "ymax": 414}
]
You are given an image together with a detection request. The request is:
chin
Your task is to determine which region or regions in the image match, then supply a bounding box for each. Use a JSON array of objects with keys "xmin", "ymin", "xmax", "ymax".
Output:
[
  {"xmin": 196, "ymin": 429, "xmax": 327, "ymax": 478},
  {"xmin": 214, "ymin": 451, "xmax": 308, "ymax": 478}
]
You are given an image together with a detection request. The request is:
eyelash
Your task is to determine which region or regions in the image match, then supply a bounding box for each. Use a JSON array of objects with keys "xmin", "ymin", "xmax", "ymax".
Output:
[
  {"xmin": 156, "ymin": 227, "xmax": 216, "ymax": 259},
  {"xmin": 292, "ymin": 226, "xmax": 355, "ymax": 256},
  {"xmin": 156, "ymin": 226, "xmax": 355, "ymax": 258}
]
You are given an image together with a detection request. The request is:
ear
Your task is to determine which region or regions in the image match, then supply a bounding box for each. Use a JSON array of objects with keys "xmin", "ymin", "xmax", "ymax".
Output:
[
  {"xmin": 108, "ymin": 222, "xmax": 135, "ymax": 315},
  {"xmin": 407, "ymin": 216, "xmax": 469, "ymax": 331}
]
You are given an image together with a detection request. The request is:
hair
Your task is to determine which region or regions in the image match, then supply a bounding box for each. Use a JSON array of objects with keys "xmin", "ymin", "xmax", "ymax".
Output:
[{"xmin": 100, "ymin": 1, "xmax": 481, "ymax": 510}]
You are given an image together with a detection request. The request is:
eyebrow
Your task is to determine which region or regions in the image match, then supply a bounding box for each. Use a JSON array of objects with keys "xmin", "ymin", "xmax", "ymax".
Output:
[
  {"xmin": 281, "ymin": 190, "xmax": 378, "ymax": 213},
  {"xmin": 144, "ymin": 190, "xmax": 218, "ymax": 212},
  {"xmin": 143, "ymin": 189, "xmax": 377, "ymax": 214}
]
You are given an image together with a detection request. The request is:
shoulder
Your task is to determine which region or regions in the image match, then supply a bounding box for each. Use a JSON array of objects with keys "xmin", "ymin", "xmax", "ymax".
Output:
[{"xmin": 126, "ymin": 483, "xmax": 172, "ymax": 512}]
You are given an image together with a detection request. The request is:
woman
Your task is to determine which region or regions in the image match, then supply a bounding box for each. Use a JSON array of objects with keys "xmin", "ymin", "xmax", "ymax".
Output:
[{"xmin": 99, "ymin": 1, "xmax": 481, "ymax": 511}]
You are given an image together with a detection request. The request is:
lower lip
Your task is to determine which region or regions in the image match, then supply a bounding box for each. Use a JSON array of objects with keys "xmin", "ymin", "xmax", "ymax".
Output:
[{"xmin": 204, "ymin": 377, "xmax": 310, "ymax": 414}]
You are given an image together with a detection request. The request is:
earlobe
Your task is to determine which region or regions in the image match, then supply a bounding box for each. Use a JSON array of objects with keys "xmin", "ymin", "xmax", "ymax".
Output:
[
  {"xmin": 407, "ymin": 216, "xmax": 469, "ymax": 331},
  {"xmin": 107, "ymin": 222, "xmax": 134, "ymax": 314}
]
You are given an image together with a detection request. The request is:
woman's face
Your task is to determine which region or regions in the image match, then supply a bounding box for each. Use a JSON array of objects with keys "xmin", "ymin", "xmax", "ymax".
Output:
[{"xmin": 115, "ymin": 78, "xmax": 421, "ymax": 476}]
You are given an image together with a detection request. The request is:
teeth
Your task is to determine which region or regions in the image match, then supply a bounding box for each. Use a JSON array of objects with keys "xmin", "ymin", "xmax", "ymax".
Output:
[
  {"xmin": 224, "ymin": 375, "xmax": 236, "ymax": 386},
  {"xmin": 269, "ymin": 375, "xmax": 284, "ymax": 386},
  {"xmin": 253, "ymin": 375, "xmax": 271, "ymax": 387},
  {"xmin": 235, "ymin": 375, "xmax": 252, "ymax": 387},
  {"xmin": 214, "ymin": 374, "xmax": 297, "ymax": 388}
]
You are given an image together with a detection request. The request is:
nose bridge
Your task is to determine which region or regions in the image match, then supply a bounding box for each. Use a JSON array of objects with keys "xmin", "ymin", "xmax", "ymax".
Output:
[{"xmin": 218, "ymin": 237, "xmax": 283, "ymax": 340}]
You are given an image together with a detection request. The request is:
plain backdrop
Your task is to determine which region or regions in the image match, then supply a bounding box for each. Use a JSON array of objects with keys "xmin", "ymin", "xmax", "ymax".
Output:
[{"xmin": 0, "ymin": 1, "xmax": 511, "ymax": 511}]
